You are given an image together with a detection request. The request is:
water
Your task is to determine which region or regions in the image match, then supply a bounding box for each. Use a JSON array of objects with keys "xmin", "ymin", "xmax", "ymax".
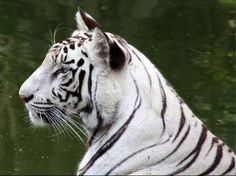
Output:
[{"xmin": 0, "ymin": 0, "xmax": 235, "ymax": 174}]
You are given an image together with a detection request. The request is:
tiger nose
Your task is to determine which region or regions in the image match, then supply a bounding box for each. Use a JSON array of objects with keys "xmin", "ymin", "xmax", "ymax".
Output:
[{"xmin": 19, "ymin": 94, "xmax": 34, "ymax": 103}]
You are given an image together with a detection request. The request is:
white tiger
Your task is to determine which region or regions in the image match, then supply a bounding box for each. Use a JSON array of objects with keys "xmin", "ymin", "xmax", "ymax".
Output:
[{"xmin": 19, "ymin": 7, "xmax": 236, "ymax": 175}]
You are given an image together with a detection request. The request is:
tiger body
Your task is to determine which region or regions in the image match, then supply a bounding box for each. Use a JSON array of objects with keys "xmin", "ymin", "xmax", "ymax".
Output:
[
  {"xmin": 77, "ymin": 36, "xmax": 235, "ymax": 175},
  {"xmin": 19, "ymin": 7, "xmax": 236, "ymax": 175}
]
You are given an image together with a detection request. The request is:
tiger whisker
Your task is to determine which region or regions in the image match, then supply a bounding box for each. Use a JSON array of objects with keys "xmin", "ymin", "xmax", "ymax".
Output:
[
  {"xmin": 61, "ymin": 118, "xmax": 85, "ymax": 144},
  {"xmin": 39, "ymin": 113, "xmax": 44, "ymax": 125},
  {"xmin": 54, "ymin": 106, "xmax": 90, "ymax": 137},
  {"xmin": 67, "ymin": 118, "xmax": 89, "ymax": 138},
  {"xmin": 53, "ymin": 107, "xmax": 86, "ymax": 145},
  {"xmin": 51, "ymin": 23, "xmax": 62, "ymax": 46},
  {"xmin": 45, "ymin": 111, "xmax": 65, "ymax": 138},
  {"xmin": 60, "ymin": 107, "xmax": 81, "ymax": 118},
  {"xmin": 57, "ymin": 107, "xmax": 91, "ymax": 135},
  {"xmin": 48, "ymin": 109, "xmax": 75, "ymax": 140},
  {"xmin": 55, "ymin": 115, "xmax": 86, "ymax": 144},
  {"xmin": 28, "ymin": 103, "xmax": 88, "ymax": 143}
]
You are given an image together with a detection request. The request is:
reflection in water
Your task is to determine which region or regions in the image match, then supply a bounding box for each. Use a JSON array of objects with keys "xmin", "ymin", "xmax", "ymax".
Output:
[{"xmin": 0, "ymin": 0, "xmax": 235, "ymax": 174}]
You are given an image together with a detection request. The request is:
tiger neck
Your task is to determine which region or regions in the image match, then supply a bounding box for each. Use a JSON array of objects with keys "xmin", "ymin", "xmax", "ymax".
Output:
[
  {"xmin": 85, "ymin": 44, "xmax": 185, "ymax": 147},
  {"xmin": 87, "ymin": 67, "xmax": 142, "ymax": 146}
]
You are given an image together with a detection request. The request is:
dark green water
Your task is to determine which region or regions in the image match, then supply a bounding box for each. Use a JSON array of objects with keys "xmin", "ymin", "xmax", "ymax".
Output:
[{"xmin": 0, "ymin": 0, "xmax": 235, "ymax": 175}]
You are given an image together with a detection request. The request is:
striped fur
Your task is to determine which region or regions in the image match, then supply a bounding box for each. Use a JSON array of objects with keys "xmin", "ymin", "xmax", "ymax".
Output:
[{"xmin": 19, "ymin": 7, "xmax": 236, "ymax": 175}]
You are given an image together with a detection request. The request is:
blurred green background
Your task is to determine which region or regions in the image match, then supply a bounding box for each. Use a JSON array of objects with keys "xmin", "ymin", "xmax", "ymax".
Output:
[{"xmin": 0, "ymin": 0, "xmax": 235, "ymax": 175}]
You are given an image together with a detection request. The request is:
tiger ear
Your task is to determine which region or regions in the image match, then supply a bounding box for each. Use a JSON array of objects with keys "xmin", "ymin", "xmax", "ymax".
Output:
[
  {"xmin": 76, "ymin": 7, "xmax": 102, "ymax": 31},
  {"xmin": 92, "ymin": 28, "xmax": 126, "ymax": 70}
]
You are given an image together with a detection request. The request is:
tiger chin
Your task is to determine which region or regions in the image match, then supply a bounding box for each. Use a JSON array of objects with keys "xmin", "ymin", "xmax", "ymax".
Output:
[{"xmin": 19, "ymin": 6, "xmax": 236, "ymax": 175}]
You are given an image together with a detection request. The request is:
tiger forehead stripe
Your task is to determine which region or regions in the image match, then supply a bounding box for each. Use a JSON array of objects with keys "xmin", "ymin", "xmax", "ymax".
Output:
[
  {"xmin": 63, "ymin": 46, "xmax": 68, "ymax": 53},
  {"xmin": 69, "ymin": 43, "xmax": 75, "ymax": 50},
  {"xmin": 50, "ymin": 32, "xmax": 92, "ymax": 58}
]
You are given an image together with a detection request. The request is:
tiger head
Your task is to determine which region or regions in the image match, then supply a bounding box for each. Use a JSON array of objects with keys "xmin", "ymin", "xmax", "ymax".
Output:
[{"xmin": 19, "ymin": 8, "xmax": 127, "ymax": 129}]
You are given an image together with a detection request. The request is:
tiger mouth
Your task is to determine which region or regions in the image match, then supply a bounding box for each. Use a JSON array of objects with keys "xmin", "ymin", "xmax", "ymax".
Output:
[
  {"xmin": 26, "ymin": 102, "xmax": 83, "ymax": 126},
  {"xmin": 25, "ymin": 103, "xmax": 88, "ymax": 143},
  {"xmin": 27, "ymin": 105, "xmax": 54, "ymax": 125}
]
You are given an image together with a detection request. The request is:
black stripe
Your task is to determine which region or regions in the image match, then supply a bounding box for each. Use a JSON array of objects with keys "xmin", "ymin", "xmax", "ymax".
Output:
[
  {"xmin": 77, "ymin": 41, "xmax": 82, "ymax": 47},
  {"xmin": 88, "ymin": 76, "xmax": 100, "ymax": 146},
  {"xmin": 52, "ymin": 88, "xmax": 57, "ymax": 97},
  {"xmin": 66, "ymin": 38, "xmax": 73, "ymax": 43},
  {"xmin": 200, "ymin": 144, "xmax": 223, "ymax": 175},
  {"xmin": 132, "ymin": 75, "xmax": 140, "ymax": 106},
  {"xmin": 115, "ymin": 37, "xmax": 132, "ymax": 65},
  {"xmin": 88, "ymin": 64, "xmax": 94, "ymax": 99},
  {"xmin": 177, "ymin": 125, "xmax": 207, "ymax": 166},
  {"xmin": 170, "ymin": 125, "xmax": 208, "ymax": 175},
  {"xmin": 84, "ymin": 32, "xmax": 92, "ymax": 38},
  {"xmin": 105, "ymin": 138, "xmax": 170, "ymax": 175},
  {"xmin": 157, "ymin": 125, "xmax": 191, "ymax": 164},
  {"xmin": 52, "ymin": 54, "xmax": 56, "ymax": 62},
  {"xmin": 63, "ymin": 46, "xmax": 68, "ymax": 53},
  {"xmin": 169, "ymin": 126, "xmax": 207, "ymax": 175},
  {"xmin": 157, "ymin": 75, "xmax": 167, "ymax": 135},
  {"xmin": 79, "ymin": 77, "xmax": 141, "ymax": 175},
  {"xmin": 77, "ymin": 59, "xmax": 85, "ymax": 67},
  {"xmin": 171, "ymin": 150, "xmax": 200, "ymax": 175},
  {"xmin": 64, "ymin": 59, "xmax": 75, "ymax": 65},
  {"xmin": 221, "ymin": 157, "xmax": 235, "ymax": 175},
  {"xmin": 81, "ymin": 50, "xmax": 88, "ymax": 57},
  {"xmin": 61, "ymin": 78, "xmax": 73, "ymax": 87},
  {"xmin": 172, "ymin": 105, "xmax": 185, "ymax": 142},
  {"xmin": 57, "ymin": 91, "xmax": 70, "ymax": 102},
  {"xmin": 88, "ymin": 75, "xmax": 103, "ymax": 146},
  {"xmin": 90, "ymin": 126, "xmax": 111, "ymax": 147},
  {"xmin": 71, "ymin": 68, "xmax": 78, "ymax": 79},
  {"xmin": 77, "ymin": 70, "xmax": 86, "ymax": 101},
  {"xmin": 127, "ymin": 52, "xmax": 132, "ymax": 64},
  {"xmin": 206, "ymin": 137, "xmax": 219, "ymax": 156},
  {"xmin": 79, "ymin": 99, "xmax": 142, "ymax": 175},
  {"xmin": 69, "ymin": 43, "xmax": 75, "ymax": 50},
  {"xmin": 88, "ymin": 112, "xmax": 103, "ymax": 146},
  {"xmin": 142, "ymin": 124, "xmax": 191, "ymax": 172},
  {"xmin": 58, "ymin": 70, "xmax": 86, "ymax": 104},
  {"xmin": 63, "ymin": 55, "xmax": 67, "ymax": 62}
]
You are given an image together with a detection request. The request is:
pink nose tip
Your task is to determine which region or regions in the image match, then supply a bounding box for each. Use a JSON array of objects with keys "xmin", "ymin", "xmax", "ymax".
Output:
[{"xmin": 19, "ymin": 94, "xmax": 34, "ymax": 103}]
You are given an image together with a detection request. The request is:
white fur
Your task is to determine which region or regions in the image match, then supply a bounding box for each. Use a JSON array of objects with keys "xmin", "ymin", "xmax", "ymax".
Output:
[
  {"xmin": 19, "ymin": 8, "xmax": 236, "ymax": 175},
  {"xmin": 77, "ymin": 40, "xmax": 236, "ymax": 174},
  {"xmin": 75, "ymin": 9, "xmax": 236, "ymax": 175}
]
